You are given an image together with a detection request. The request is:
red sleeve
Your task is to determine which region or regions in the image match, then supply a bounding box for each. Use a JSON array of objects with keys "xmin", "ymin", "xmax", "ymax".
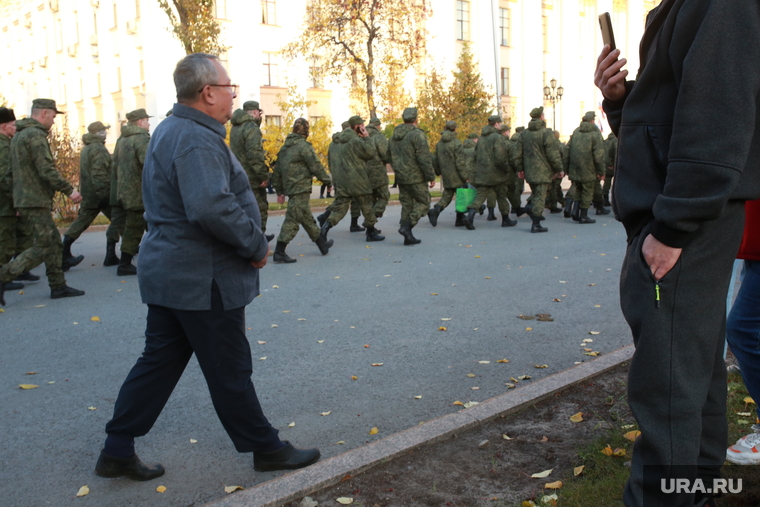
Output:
[{"xmin": 738, "ymin": 199, "xmax": 760, "ymax": 261}]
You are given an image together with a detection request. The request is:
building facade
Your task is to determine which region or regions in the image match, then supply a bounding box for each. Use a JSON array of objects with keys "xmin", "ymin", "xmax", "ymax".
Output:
[{"xmin": 0, "ymin": 0, "xmax": 660, "ymax": 144}]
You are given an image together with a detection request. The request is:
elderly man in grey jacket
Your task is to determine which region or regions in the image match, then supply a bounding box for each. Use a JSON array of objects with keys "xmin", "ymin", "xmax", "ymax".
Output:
[{"xmin": 95, "ymin": 53, "xmax": 319, "ymax": 481}]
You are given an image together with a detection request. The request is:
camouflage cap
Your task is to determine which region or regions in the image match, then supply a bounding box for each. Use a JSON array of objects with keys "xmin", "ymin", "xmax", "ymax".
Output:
[
  {"xmin": 402, "ymin": 108, "xmax": 418, "ymax": 122},
  {"xmin": 487, "ymin": 115, "xmax": 503, "ymax": 125},
  {"xmin": 126, "ymin": 108, "xmax": 152, "ymax": 122},
  {"xmin": 32, "ymin": 98, "xmax": 64, "ymax": 114},
  {"xmin": 498, "ymin": 124, "xmax": 511, "ymax": 133},
  {"xmin": 515, "ymin": 126, "xmax": 525, "ymax": 133},
  {"xmin": 583, "ymin": 111, "xmax": 596, "ymax": 122},
  {"xmin": 530, "ymin": 107, "xmax": 544, "ymax": 119},
  {"xmin": 467, "ymin": 132, "xmax": 479, "ymax": 140},
  {"xmin": 369, "ymin": 117, "xmax": 381, "ymax": 126},
  {"xmin": 341, "ymin": 121, "xmax": 350, "ymax": 130},
  {"xmin": 87, "ymin": 121, "xmax": 110, "ymax": 133},
  {"xmin": 0, "ymin": 107, "xmax": 15, "ymax": 124},
  {"xmin": 243, "ymin": 100, "xmax": 261, "ymax": 111},
  {"xmin": 348, "ymin": 115, "xmax": 365, "ymax": 127},
  {"xmin": 445, "ymin": 120, "xmax": 457, "ymax": 131}
]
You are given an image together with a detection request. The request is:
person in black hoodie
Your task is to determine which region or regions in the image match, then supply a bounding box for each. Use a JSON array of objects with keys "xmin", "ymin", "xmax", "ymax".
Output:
[{"xmin": 596, "ymin": 1, "xmax": 760, "ymax": 506}]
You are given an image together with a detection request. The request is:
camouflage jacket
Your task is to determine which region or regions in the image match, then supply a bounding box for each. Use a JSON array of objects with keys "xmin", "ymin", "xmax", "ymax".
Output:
[
  {"xmin": 335, "ymin": 128, "xmax": 373, "ymax": 197},
  {"xmin": 388, "ymin": 123, "xmax": 435, "ymax": 185},
  {"xmin": 433, "ymin": 130, "xmax": 467, "ymax": 189},
  {"xmin": 564, "ymin": 121, "xmax": 606, "ymax": 183},
  {"xmin": 79, "ymin": 133, "xmax": 112, "ymax": 208},
  {"xmin": 473, "ymin": 125, "xmax": 510, "ymax": 186},
  {"xmin": 272, "ymin": 133, "xmax": 331, "ymax": 197},
  {"xmin": 230, "ymin": 109, "xmax": 268, "ymax": 188},
  {"xmin": 11, "ymin": 118, "xmax": 73, "ymax": 209},
  {"xmin": 605, "ymin": 133, "xmax": 618, "ymax": 175},
  {"xmin": 110, "ymin": 125, "xmax": 125, "ymax": 205},
  {"xmin": 366, "ymin": 125, "xmax": 390, "ymax": 188},
  {"xmin": 0, "ymin": 134, "xmax": 13, "ymax": 216},
  {"xmin": 116, "ymin": 124, "xmax": 150, "ymax": 210},
  {"xmin": 327, "ymin": 132, "xmax": 344, "ymax": 190},
  {"xmin": 513, "ymin": 119, "xmax": 563, "ymax": 184},
  {"xmin": 462, "ymin": 139, "xmax": 476, "ymax": 182}
]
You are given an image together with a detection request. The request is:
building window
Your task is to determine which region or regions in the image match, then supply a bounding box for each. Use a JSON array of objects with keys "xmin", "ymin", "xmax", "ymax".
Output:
[
  {"xmin": 542, "ymin": 15, "xmax": 549, "ymax": 53},
  {"xmin": 499, "ymin": 8, "xmax": 510, "ymax": 47},
  {"xmin": 265, "ymin": 116, "xmax": 281, "ymax": 128},
  {"xmin": 309, "ymin": 58, "xmax": 322, "ymax": 88},
  {"xmin": 215, "ymin": 0, "xmax": 227, "ymax": 19},
  {"xmin": 263, "ymin": 53, "xmax": 279, "ymax": 86},
  {"xmin": 456, "ymin": 1, "xmax": 469, "ymax": 41},
  {"xmin": 261, "ymin": 0, "xmax": 276, "ymax": 25},
  {"xmin": 500, "ymin": 68, "xmax": 509, "ymax": 96}
]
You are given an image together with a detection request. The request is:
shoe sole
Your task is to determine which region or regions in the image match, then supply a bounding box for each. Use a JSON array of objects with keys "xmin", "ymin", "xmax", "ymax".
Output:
[
  {"xmin": 254, "ymin": 452, "xmax": 321, "ymax": 472},
  {"xmin": 725, "ymin": 450, "xmax": 760, "ymax": 465},
  {"xmin": 94, "ymin": 468, "xmax": 165, "ymax": 481}
]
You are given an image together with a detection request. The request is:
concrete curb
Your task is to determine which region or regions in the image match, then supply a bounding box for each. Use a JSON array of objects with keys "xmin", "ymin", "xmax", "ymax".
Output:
[{"xmin": 204, "ymin": 344, "xmax": 634, "ymax": 507}]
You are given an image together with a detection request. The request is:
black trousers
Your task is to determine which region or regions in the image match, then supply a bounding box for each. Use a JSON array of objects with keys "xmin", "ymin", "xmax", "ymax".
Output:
[{"xmin": 105, "ymin": 282, "xmax": 280, "ymax": 453}]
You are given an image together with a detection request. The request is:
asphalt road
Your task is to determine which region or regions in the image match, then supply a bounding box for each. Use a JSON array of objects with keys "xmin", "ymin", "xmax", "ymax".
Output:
[{"xmin": 0, "ymin": 202, "xmax": 632, "ymax": 507}]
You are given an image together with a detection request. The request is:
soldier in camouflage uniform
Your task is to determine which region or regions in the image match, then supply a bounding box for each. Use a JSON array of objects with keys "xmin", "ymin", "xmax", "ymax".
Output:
[
  {"xmin": 318, "ymin": 121, "xmax": 364, "ymax": 232},
  {"xmin": 115, "ymin": 108, "xmax": 151, "ymax": 276},
  {"xmin": 0, "ymin": 107, "xmax": 34, "ymax": 291},
  {"xmin": 320, "ymin": 116, "xmax": 384, "ymax": 243},
  {"xmin": 62, "ymin": 121, "xmax": 121, "ymax": 267},
  {"xmin": 603, "ymin": 132, "xmax": 617, "ymax": 207},
  {"xmin": 457, "ymin": 133, "xmax": 478, "ymax": 227},
  {"xmin": 271, "ymin": 118, "xmax": 334, "ymax": 263},
  {"xmin": 107, "ymin": 124, "xmax": 129, "ymax": 261},
  {"xmin": 564, "ymin": 112, "xmax": 607, "ymax": 224},
  {"xmin": 230, "ymin": 101, "xmax": 273, "ymax": 241},
  {"xmin": 366, "ymin": 117, "xmax": 391, "ymax": 219},
  {"xmin": 465, "ymin": 115, "xmax": 516, "ymax": 230},
  {"xmin": 513, "ymin": 107, "xmax": 563, "ymax": 233},
  {"xmin": 544, "ymin": 130, "xmax": 566, "ymax": 214},
  {"xmin": 0, "ymin": 99, "xmax": 85, "ymax": 305},
  {"xmin": 508, "ymin": 126, "xmax": 527, "ymax": 216},
  {"xmin": 388, "ymin": 108, "xmax": 436, "ymax": 245},
  {"xmin": 429, "ymin": 120, "xmax": 468, "ymax": 227}
]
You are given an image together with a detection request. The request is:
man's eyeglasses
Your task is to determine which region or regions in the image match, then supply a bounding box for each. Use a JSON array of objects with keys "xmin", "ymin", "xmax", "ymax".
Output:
[{"xmin": 199, "ymin": 83, "xmax": 239, "ymax": 94}]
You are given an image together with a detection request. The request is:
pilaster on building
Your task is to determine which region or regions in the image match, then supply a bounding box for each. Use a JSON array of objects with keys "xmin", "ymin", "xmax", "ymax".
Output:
[{"xmin": 0, "ymin": 0, "xmax": 659, "ymax": 145}]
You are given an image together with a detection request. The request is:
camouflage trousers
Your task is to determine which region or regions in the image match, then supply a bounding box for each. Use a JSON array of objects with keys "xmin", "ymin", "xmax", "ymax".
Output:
[
  {"xmin": 0, "ymin": 208, "xmax": 66, "ymax": 289},
  {"xmin": 0, "ymin": 214, "xmax": 33, "ymax": 265},
  {"xmin": 326, "ymin": 195, "xmax": 361, "ymax": 219},
  {"xmin": 372, "ymin": 184, "xmax": 390, "ymax": 218},
  {"xmin": 507, "ymin": 175, "xmax": 524, "ymax": 211},
  {"xmin": 108, "ymin": 205, "xmax": 128, "ymax": 242},
  {"xmin": 398, "ymin": 183, "xmax": 431, "ymax": 227},
  {"xmin": 252, "ymin": 186, "xmax": 269, "ymax": 233},
  {"xmin": 437, "ymin": 188, "xmax": 457, "ymax": 210},
  {"xmin": 65, "ymin": 204, "xmax": 122, "ymax": 242},
  {"xmin": 469, "ymin": 183, "xmax": 510, "ymax": 215},
  {"xmin": 573, "ymin": 180, "xmax": 596, "ymax": 209},
  {"xmin": 527, "ymin": 183, "xmax": 549, "ymax": 217},
  {"xmin": 602, "ymin": 173, "xmax": 614, "ymax": 202},
  {"xmin": 329, "ymin": 194, "xmax": 376, "ymax": 228},
  {"xmin": 122, "ymin": 209, "xmax": 146, "ymax": 255},
  {"xmin": 593, "ymin": 179, "xmax": 604, "ymax": 204},
  {"xmin": 278, "ymin": 192, "xmax": 320, "ymax": 244},
  {"xmin": 546, "ymin": 179, "xmax": 565, "ymax": 207}
]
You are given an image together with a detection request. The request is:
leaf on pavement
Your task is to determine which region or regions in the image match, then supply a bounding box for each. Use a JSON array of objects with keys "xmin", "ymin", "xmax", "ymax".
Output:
[
  {"xmin": 624, "ymin": 430, "xmax": 641, "ymax": 441},
  {"xmin": 272, "ymin": 285, "xmax": 279, "ymax": 289},
  {"xmin": 545, "ymin": 481, "xmax": 563, "ymax": 489},
  {"xmin": 259, "ymin": 357, "xmax": 267, "ymax": 360},
  {"xmin": 336, "ymin": 441, "xmax": 345, "ymax": 445},
  {"xmin": 297, "ymin": 318, "xmax": 306, "ymax": 321},
  {"xmin": 364, "ymin": 344, "xmax": 370, "ymax": 348},
  {"xmin": 271, "ymin": 324, "xmax": 278, "ymax": 328},
  {"xmin": 463, "ymin": 401, "xmax": 479, "ymax": 408},
  {"xmin": 190, "ymin": 439, "xmax": 198, "ymax": 444},
  {"xmin": 518, "ymin": 375, "xmax": 532, "ymax": 380},
  {"xmin": 497, "ymin": 359, "xmax": 509, "ymax": 363},
  {"xmin": 321, "ymin": 411, "xmax": 331, "ymax": 416},
  {"xmin": 441, "ymin": 318, "xmax": 452, "ymax": 321},
  {"xmin": 430, "ymin": 293, "xmax": 439, "ymax": 296},
  {"xmin": 282, "ymin": 310, "xmax": 290, "ymax": 313},
  {"xmin": 76, "ymin": 486, "xmax": 89, "ymax": 497},
  {"xmin": 351, "ymin": 376, "xmax": 358, "ymax": 380},
  {"xmin": 371, "ymin": 363, "xmax": 383, "ymax": 366},
  {"xmin": 288, "ymin": 422, "xmax": 295, "ymax": 427},
  {"xmin": 531, "ymin": 468, "xmax": 553, "ymax": 478},
  {"xmin": 589, "ymin": 331, "xmax": 601, "ymax": 335},
  {"xmin": 467, "ymin": 373, "xmax": 476, "ymax": 378},
  {"xmin": 522, "ymin": 502, "xmax": 537, "ymax": 507},
  {"xmin": 478, "ymin": 361, "xmax": 490, "ymax": 364},
  {"xmin": 601, "ymin": 444, "xmax": 614, "ymax": 456},
  {"xmin": 91, "ymin": 316, "xmax": 100, "ymax": 322},
  {"xmin": 336, "ymin": 498, "xmax": 354, "ymax": 505},
  {"xmin": 452, "ymin": 400, "xmax": 464, "ymax": 406},
  {"xmin": 414, "ymin": 395, "xmax": 422, "ymax": 399},
  {"xmin": 535, "ymin": 364, "xmax": 548, "ymax": 369},
  {"xmin": 503, "ymin": 434, "xmax": 513, "ymax": 440},
  {"xmin": 224, "ymin": 485, "xmax": 243, "ymax": 493},
  {"xmin": 553, "ymin": 298, "xmax": 562, "ymax": 302},
  {"xmin": 471, "ymin": 387, "xmax": 480, "ymax": 390},
  {"xmin": 318, "ymin": 340, "xmax": 325, "ymax": 343},
  {"xmin": 574, "ymin": 465, "xmax": 585, "ymax": 476},
  {"xmin": 526, "ymin": 327, "xmax": 533, "ymax": 331},
  {"xmin": 584, "ymin": 351, "xmax": 600, "ymax": 357},
  {"xmin": 19, "ymin": 384, "xmax": 39, "ymax": 390},
  {"xmin": 570, "ymin": 412, "xmax": 583, "ymax": 423},
  {"xmin": 475, "ymin": 255, "xmax": 481, "ymax": 258},
  {"xmin": 88, "ymin": 406, "xmax": 97, "ymax": 411},
  {"xmin": 257, "ymin": 341, "xmax": 266, "ymax": 345},
  {"xmin": 368, "ymin": 427, "xmax": 379, "ymax": 435},
  {"xmin": 745, "ymin": 396, "xmax": 756, "ymax": 405},
  {"xmin": 505, "ymin": 383, "xmax": 516, "ymax": 389},
  {"xmin": 438, "ymin": 326, "xmax": 447, "ymax": 331},
  {"xmin": 156, "ymin": 485, "xmax": 167, "ymax": 493},
  {"xmin": 517, "ymin": 315, "xmax": 535, "ymax": 320},
  {"xmin": 613, "ymin": 448, "xmax": 626, "ymax": 457},
  {"xmin": 25, "ymin": 372, "xmax": 38, "ymax": 375}
]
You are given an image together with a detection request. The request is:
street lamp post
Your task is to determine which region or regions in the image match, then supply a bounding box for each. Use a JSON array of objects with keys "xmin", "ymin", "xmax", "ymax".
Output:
[{"xmin": 543, "ymin": 78, "xmax": 564, "ymax": 131}]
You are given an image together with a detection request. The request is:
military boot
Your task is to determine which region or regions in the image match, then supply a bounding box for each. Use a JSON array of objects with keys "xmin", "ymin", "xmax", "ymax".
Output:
[
  {"xmin": 455, "ymin": 212, "xmax": 466, "ymax": 227},
  {"xmin": 530, "ymin": 215, "xmax": 548, "ymax": 233},
  {"xmin": 317, "ymin": 209, "xmax": 332, "ymax": 227},
  {"xmin": 428, "ymin": 204, "xmax": 442, "ymax": 227},
  {"xmin": 365, "ymin": 226, "xmax": 385, "ymax": 242},
  {"xmin": 15, "ymin": 272, "xmax": 40, "ymax": 282},
  {"xmin": 571, "ymin": 201, "xmax": 581, "ymax": 222},
  {"xmin": 515, "ymin": 206, "xmax": 528, "ymax": 217},
  {"xmin": 594, "ymin": 201, "xmax": 611, "ymax": 215},
  {"xmin": 265, "ymin": 234, "xmax": 275, "ymax": 242},
  {"xmin": 579, "ymin": 208, "xmax": 597, "ymax": 224},
  {"xmin": 548, "ymin": 206, "xmax": 563, "ymax": 214},
  {"xmin": 319, "ymin": 221, "xmax": 332, "ymax": 243},
  {"xmin": 479, "ymin": 204, "xmax": 486, "ymax": 215},
  {"xmin": 398, "ymin": 220, "xmax": 421, "ymax": 245},
  {"xmin": 563, "ymin": 197, "xmax": 574, "ymax": 218},
  {"xmin": 501, "ymin": 214, "xmax": 517, "ymax": 227},
  {"xmin": 103, "ymin": 240, "xmax": 120, "ymax": 266},
  {"xmin": 349, "ymin": 216, "xmax": 365, "ymax": 232},
  {"xmin": 62, "ymin": 235, "xmax": 75, "ymax": 261},
  {"xmin": 465, "ymin": 209, "xmax": 476, "ymax": 230},
  {"xmin": 62, "ymin": 253, "xmax": 85, "ymax": 272},
  {"xmin": 51, "ymin": 284, "xmax": 86, "ymax": 299},
  {"xmin": 487, "ymin": 207, "xmax": 497, "ymax": 221},
  {"xmin": 117, "ymin": 252, "xmax": 137, "ymax": 276},
  {"xmin": 273, "ymin": 241, "xmax": 297, "ymax": 263}
]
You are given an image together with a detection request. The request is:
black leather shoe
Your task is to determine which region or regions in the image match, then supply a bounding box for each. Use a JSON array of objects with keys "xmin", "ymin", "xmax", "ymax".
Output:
[
  {"xmin": 265, "ymin": 233, "xmax": 275, "ymax": 242},
  {"xmin": 15, "ymin": 271, "xmax": 40, "ymax": 282},
  {"xmin": 5, "ymin": 281, "xmax": 23, "ymax": 290},
  {"xmin": 50, "ymin": 285, "xmax": 85, "ymax": 299},
  {"xmin": 95, "ymin": 450, "xmax": 165, "ymax": 481},
  {"xmin": 253, "ymin": 441, "xmax": 320, "ymax": 472},
  {"xmin": 62, "ymin": 254, "xmax": 84, "ymax": 272}
]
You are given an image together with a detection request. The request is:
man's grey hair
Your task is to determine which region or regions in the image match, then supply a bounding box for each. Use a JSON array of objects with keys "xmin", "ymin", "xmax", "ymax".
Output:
[{"xmin": 174, "ymin": 53, "xmax": 220, "ymax": 103}]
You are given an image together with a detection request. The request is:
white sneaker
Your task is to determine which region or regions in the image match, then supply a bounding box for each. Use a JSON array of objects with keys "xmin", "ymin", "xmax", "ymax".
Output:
[{"xmin": 726, "ymin": 432, "xmax": 760, "ymax": 465}]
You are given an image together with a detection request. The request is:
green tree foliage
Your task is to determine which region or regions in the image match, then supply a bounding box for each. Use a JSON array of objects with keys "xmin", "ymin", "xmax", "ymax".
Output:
[
  {"xmin": 156, "ymin": 0, "xmax": 226, "ymax": 55},
  {"xmin": 262, "ymin": 88, "xmax": 333, "ymax": 172},
  {"xmin": 284, "ymin": 0, "xmax": 431, "ymax": 119},
  {"xmin": 416, "ymin": 42, "xmax": 498, "ymax": 148}
]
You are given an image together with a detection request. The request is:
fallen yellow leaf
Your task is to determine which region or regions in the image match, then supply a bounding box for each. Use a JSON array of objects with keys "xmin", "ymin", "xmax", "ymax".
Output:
[
  {"xmin": 371, "ymin": 363, "xmax": 383, "ymax": 366},
  {"xmin": 613, "ymin": 448, "xmax": 627, "ymax": 457},
  {"xmin": 531, "ymin": 469, "xmax": 553, "ymax": 478},
  {"xmin": 584, "ymin": 351, "xmax": 601, "ymax": 357},
  {"xmin": 545, "ymin": 481, "xmax": 563, "ymax": 489},
  {"xmin": 156, "ymin": 485, "xmax": 167, "ymax": 493},
  {"xmin": 34, "ymin": 304, "xmax": 45, "ymax": 307},
  {"xmin": 438, "ymin": 326, "xmax": 447, "ymax": 331},
  {"xmin": 452, "ymin": 400, "xmax": 464, "ymax": 406},
  {"xmin": 271, "ymin": 324, "xmax": 278, "ymax": 328},
  {"xmin": 351, "ymin": 376, "xmax": 358, "ymax": 380},
  {"xmin": 87, "ymin": 406, "xmax": 97, "ymax": 411},
  {"xmin": 259, "ymin": 357, "xmax": 267, "ymax": 360},
  {"xmin": 272, "ymin": 285, "xmax": 279, "ymax": 289},
  {"xmin": 503, "ymin": 434, "xmax": 512, "ymax": 440},
  {"xmin": 535, "ymin": 364, "xmax": 548, "ymax": 369},
  {"xmin": 479, "ymin": 361, "xmax": 490, "ymax": 364},
  {"xmin": 553, "ymin": 298, "xmax": 562, "ymax": 302},
  {"xmin": 317, "ymin": 340, "xmax": 325, "ymax": 343},
  {"xmin": 430, "ymin": 293, "xmax": 439, "ymax": 296},
  {"xmin": 475, "ymin": 255, "xmax": 481, "ymax": 258},
  {"xmin": 518, "ymin": 375, "xmax": 532, "ymax": 380},
  {"xmin": 282, "ymin": 310, "xmax": 290, "ymax": 313},
  {"xmin": 19, "ymin": 384, "xmax": 39, "ymax": 390},
  {"xmin": 601, "ymin": 445, "xmax": 614, "ymax": 456},
  {"xmin": 485, "ymin": 276, "xmax": 491, "ymax": 279},
  {"xmin": 570, "ymin": 412, "xmax": 584, "ymax": 423},
  {"xmin": 526, "ymin": 327, "xmax": 533, "ymax": 331},
  {"xmin": 364, "ymin": 344, "xmax": 370, "ymax": 348},
  {"xmin": 471, "ymin": 387, "xmax": 480, "ymax": 390},
  {"xmin": 384, "ymin": 274, "xmax": 391, "ymax": 277},
  {"xmin": 574, "ymin": 465, "xmax": 585, "ymax": 476},
  {"xmin": 624, "ymin": 430, "xmax": 641, "ymax": 441},
  {"xmin": 336, "ymin": 441, "xmax": 345, "ymax": 444},
  {"xmin": 321, "ymin": 411, "xmax": 331, "ymax": 416},
  {"xmin": 595, "ymin": 304, "xmax": 602, "ymax": 308},
  {"xmin": 505, "ymin": 383, "xmax": 516, "ymax": 389},
  {"xmin": 588, "ymin": 283, "xmax": 597, "ymax": 286},
  {"xmin": 497, "ymin": 359, "xmax": 510, "ymax": 363},
  {"xmin": 522, "ymin": 502, "xmax": 537, "ymax": 507},
  {"xmin": 510, "ymin": 377, "xmax": 519, "ymax": 383},
  {"xmin": 190, "ymin": 439, "xmax": 198, "ymax": 444},
  {"xmin": 91, "ymin": 316, "xmax": 100, "ymax": 322},
  {"xmin": 224, "ymin": 485, "xmax": 243, "ymax": 493},
  {"xmin": 745, "ymin": 397, "xmax": 756, "ymax": 405},
  {"xmin": 297, "ymin": 318, "xmax": 306, "ymax": 321},
  {"xmin": 466, "ymin": 373, "xmax": 476, "ymax": 378},
  {"xmin": 589, "ymin": 331, "xmax": 601, "ymax": 335},
  {"xmin": 368, "ymin": 427, "xmax": 379, "ymax": 435},
  {"xmin": 583, "ymin": 338, "xmax": 594, "ymax": 343},
  {"xmin": 441, "ymin": 318, "xmax": 452, "ymax": 321},
  {"xmin": 257, "ymin": 341, "xmax": 266, "ymax": 345},
  {"xmin": 288, "ymin": 422, "xmax": 295, "ymax": 427},
  {"xmin": 336, "ymin": 498, "xmax": 354, "ymax": 505},
  {"xmin": 25, "ymin": 372, "xmax": 37, "ymax": 375},
  {"xmin": 76, "ymin": 486, "xmax": 89, "ymax": 497},
  {"xmin": 463, "ymin": 401, "xmax": 479, "ymax": 408},
  {"xmin": 414, "ymin": 395, "xmax": 422, "ymax": 399},
  {"xmin": 583, "ymin": 347, "xmax": 593, "ymax": 352}
]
